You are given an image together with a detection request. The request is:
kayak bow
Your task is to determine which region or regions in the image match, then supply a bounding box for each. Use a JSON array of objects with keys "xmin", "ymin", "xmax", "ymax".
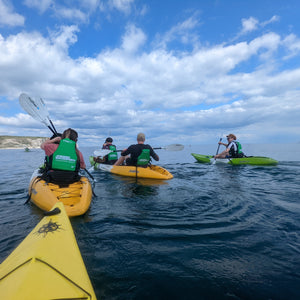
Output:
[{"xmin": 0, "ymin": 202, "xmax": 97, "ymax": 299}]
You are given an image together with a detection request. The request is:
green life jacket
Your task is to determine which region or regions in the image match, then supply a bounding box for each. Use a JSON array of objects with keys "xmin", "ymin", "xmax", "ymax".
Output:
[
  {"xmin": 49, "ymin": 138, "xmax": 78, "ymax": 171},
  {"xmin": 107, "ymin": 145, "xmax": 118, "ymax": 161},
  {"xmin": 236, "ymin": 141, "xmax": 243, "ymax": 153},
  {"xmin": 137, "ymin": 149, "xmax": 150, "ymax": 166}
]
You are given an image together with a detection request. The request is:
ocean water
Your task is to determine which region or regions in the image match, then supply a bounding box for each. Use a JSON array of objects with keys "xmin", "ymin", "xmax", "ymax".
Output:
[{"xmin": 0, "ymin": 144, "xmax": 300, "ymax": 299}]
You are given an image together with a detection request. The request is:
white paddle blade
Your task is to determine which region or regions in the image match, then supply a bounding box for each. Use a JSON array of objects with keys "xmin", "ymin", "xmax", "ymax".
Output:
[
  {"xmin": 19, "ymin": 93, "xmax": 51, "ymax": 127},
  {"xmin": 164, "ymin": 144, "xmax": 184, "ymax": 151},
  {"xmin": 93, "ymin": 149, "xmax": 112, "ymax": 157}
]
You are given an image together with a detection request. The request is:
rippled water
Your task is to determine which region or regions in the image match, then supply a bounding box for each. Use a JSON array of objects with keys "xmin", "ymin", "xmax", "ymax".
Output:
[{"xmin": 1, "ymin": 144, "xmax": 300, "ymax": 299}]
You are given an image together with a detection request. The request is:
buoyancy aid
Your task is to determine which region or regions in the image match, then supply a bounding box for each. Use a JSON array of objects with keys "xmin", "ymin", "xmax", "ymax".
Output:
[
  {"xmin": 229, "ymin": 141, "xmax": 244, "ymax": 158},
  {"xmin": 137, "ymin": 149, "xmax": 150, "ymax": 166},
  {"xmin": 48, "ymin": 138, "xmax": 79, "ymax": 171},
  {"xmin": 107, "ymin": 145, "xmax": 118, "ymax": 161}
]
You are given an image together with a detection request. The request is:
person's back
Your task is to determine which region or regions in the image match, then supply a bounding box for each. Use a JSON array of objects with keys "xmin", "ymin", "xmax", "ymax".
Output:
[
  {"xmin": 102, "ymin": 137, "xmax": 118, "ymax": 165},
  {"xmin": 41, "ymin": 128, "xmax": 85, "ymax": 183},
  {"xmin": 125, "ymin": 143, "xmax": 155, "ymax": 166},
  {"xmin": 114, "ymin": 133, "xmax": 159, "ymax": 166},
  {"xmin": 228, "ymin": 140, "xmax": 244, "ymax": 158}
]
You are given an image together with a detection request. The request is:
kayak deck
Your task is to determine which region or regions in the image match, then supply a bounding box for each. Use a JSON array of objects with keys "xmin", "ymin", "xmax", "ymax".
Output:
[
  {"xmin": 29, "ymin": 170, "xmax": 93, "ymax": 217},
  {"xmin": 90, "ymin": 156, "xmax": 173, "ymax": 179},
  {"xmin": 109, "ymin": 164, "xmax": 173, "ymax": 179},
  {"xmin": 191, "ymin": 153, "xmax": 278, "ymax": 166},
  {"xmin": 0, "ymin": 202, "xmax": 97, "ymax": 299}
]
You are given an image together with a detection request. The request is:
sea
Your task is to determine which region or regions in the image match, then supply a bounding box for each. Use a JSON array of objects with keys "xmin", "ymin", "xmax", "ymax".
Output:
[{"xmin": 0, "ymin": 143, "xmax": 299, "ymax": 299}]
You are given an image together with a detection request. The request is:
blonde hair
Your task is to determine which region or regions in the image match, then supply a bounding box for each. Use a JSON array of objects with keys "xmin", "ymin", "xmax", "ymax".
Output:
[{"xmin": 137, "ymin": 132, "xmax": 145, "ymax": 142}]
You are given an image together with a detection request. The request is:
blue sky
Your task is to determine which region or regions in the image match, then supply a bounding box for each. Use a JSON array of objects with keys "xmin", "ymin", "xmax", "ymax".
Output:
[{"xmin": 1, "ymin": 0, "xmax": 300, "ymax": 146}]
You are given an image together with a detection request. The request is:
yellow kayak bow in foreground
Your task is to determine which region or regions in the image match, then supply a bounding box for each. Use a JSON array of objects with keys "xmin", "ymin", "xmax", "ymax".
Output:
[{"xmin": 0, "ymin": 202, "xmax": 97, "ymax": 300}]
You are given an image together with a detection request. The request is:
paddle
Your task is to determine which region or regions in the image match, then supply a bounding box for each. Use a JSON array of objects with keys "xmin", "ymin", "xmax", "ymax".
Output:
[
  {"xmin": 19, "ymin": 93, "xmax": 95, "ymax": 182},
  {"xmin": 19, "ymin": 93, "xmax": 58, "ymax": 136},
  {"xmin": 212, "ymin": 137, "xmax": 222, "ymax": 164},
  {"xmin": 93, "ymin": 143, "xmax": 184, "ymax": 157},
  {"xmin": 215, "ymin": 138, "xmax": 222, "ymax": 156}
]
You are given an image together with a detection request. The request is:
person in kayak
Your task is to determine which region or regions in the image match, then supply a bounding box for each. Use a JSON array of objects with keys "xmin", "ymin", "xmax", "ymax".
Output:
[
  {"xmin": 102, "ymin": 137, "xmax": 118, "ymax": 164},
  {"xmin": 214, "ymin": 133, "xmax": 244, "ymax": 159},
  {"xmin": 114, "ymin": 133, "xmax": 159, "ymax": 167},
  {"xmin": 93, "ymin": 137, "xmax": 118, "ymax": 164},
  {"xmin": 41, "ymin": 128, "xmax": 86, "ymax": 183}
]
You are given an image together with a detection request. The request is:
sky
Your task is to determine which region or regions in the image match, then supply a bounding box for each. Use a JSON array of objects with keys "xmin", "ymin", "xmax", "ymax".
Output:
[{"xmin": 1, "ymin": 0, "xmax": 300, "ymax": 147}]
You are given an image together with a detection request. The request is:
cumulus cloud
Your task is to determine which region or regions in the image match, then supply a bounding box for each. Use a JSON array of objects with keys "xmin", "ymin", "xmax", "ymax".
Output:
[
  {"xmin": 0, "ymin": 6, "xmax": 300, "ymax": 144},
  {"xmin": 121, "ymin": 24, "xmax": 147, "ymax": 53},
  {"xmin": 0, "ymin": 0, "xmax": 24, "ymax": 27}
]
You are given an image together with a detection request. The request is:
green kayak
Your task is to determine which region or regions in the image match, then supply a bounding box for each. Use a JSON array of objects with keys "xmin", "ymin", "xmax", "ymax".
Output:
[{"xmin": 191, "ymin": 153, "xmax": 278, "ymax": 166}]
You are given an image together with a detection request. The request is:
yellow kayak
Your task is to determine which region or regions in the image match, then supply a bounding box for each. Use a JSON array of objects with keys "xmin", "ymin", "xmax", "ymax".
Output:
[
  {"xmin": 0, "ymin": 202, "xmax": 97, "ymax": 299},
  {"xmin": 28, "ymin": 169, "xmax": 93, "ymax": 217},
  {"xmin": 90, "ymin": 157, "xmax": 173, "ymax": 179}
]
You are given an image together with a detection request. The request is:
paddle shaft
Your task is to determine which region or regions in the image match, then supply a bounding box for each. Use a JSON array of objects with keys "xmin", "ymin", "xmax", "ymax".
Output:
[{"xmin": 215, "ymin": 138, "xmax": 222, "ymax": 156}]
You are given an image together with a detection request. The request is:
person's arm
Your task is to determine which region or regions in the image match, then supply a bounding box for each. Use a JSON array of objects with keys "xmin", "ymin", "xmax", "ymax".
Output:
[
  {"xmin": 78, "ymin": 150, "xmax": 86, "ymax": 169},
  {"xmin": 218, "ymin": 141, "xmax": 228, "ymax": 147},
  {"xmin": 150, "ymin": 146, "xmax": 159, "ymax": 161},
  {"xmin": 121, "ymin": 147, "xmax": 130, "ymax": 156},
  {"xmin": 41, "ymin": 136, "xmax": 61, "ymax": 149}
]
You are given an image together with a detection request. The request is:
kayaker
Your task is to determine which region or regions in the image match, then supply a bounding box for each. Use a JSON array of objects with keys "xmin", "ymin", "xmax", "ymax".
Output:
[
  {"xmin": 214, "ymin": 134, "xmax": 244, "ymax": 159},
  {"xmin": 101, "ymin": 137, "xmax": 118, "ymax": 165},
  {"xmin": 114, "ymin": 133, "xmax": 159, "ymax": 167},
  {"xmin": 41, "ymin": 128, "xmax": 86, "ymax": 183}
]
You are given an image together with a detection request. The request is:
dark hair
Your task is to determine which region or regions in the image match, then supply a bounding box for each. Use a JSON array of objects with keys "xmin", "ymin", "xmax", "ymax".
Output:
[
  {"xmin": 62, "ymin": 128, "xmax": 78, "ymax": 142},
  {"xmin": 62, "ymin": 128, "xmax": 80, "ymax": 166},
  {"xmin": 105, "ymin": 137, "xmax": 113, "ymax": 143}
]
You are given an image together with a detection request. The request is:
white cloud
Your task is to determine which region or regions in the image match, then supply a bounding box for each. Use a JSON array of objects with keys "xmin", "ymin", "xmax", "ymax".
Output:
[
  {"xmin": 121, "ymin": 24, "xmax": 146, "ymax": 53},
  {"xmin": 237, "ymin": 15, "xmax": 280, "ymax": 38},
  {"xmin": 261, "ymin": 15, "xmax": 280, "ymax": 27},
  {"xmin": 1, "ymin": 12, "xmax": 300, "ymax": 144},
  {"xmin": 55, "ymin": 7, "xmax": 88, "ymax": 23},
  {"xmin": 49, "ymin": 25, "xmax": 79, "ymax": 51},
  {"xmin": 23, "ymin": 0, "xmax": 53, "ymax": 13},
  {"xmin": 241, "ymin": 17, "xmax": 259, "ymax": 34},
  {"xmin": 282, "ymin": 34, "xmax": 300, "ymax": 59},
  {"xmin": 154, "ymin": 14, "xmax": 200, "ymax": 49},
  {"xmin": 0, "ymin": 0, "xmax": 24, "ymax": 27},
  {"xmin": 109, "ymin": 0, "xmax": 135, "ymax": 14}
]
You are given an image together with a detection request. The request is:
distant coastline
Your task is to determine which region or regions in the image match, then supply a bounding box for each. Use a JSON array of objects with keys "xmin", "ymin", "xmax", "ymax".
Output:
[{"xmin": 0, "ymin": 135, "xmax": 46, "ymax": 149}]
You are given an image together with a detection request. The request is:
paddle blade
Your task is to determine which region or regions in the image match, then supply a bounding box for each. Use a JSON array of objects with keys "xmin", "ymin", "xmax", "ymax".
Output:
[
  {"xmin": 163, "ymin": 144, "xmax": 184, "ymax": 151},
  {"xmin": 94, "ymin": 149, "xmax": 112, "ymax": 157},
  {"xmin": 19, "ymin": 93, "xmax": 51, "ymax": 127}
]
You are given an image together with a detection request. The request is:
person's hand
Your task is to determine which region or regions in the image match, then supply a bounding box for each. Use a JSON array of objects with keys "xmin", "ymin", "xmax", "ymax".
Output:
[{"xmin": 53, "ymin": 136, "xmax": 61, "ymax": 143}]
